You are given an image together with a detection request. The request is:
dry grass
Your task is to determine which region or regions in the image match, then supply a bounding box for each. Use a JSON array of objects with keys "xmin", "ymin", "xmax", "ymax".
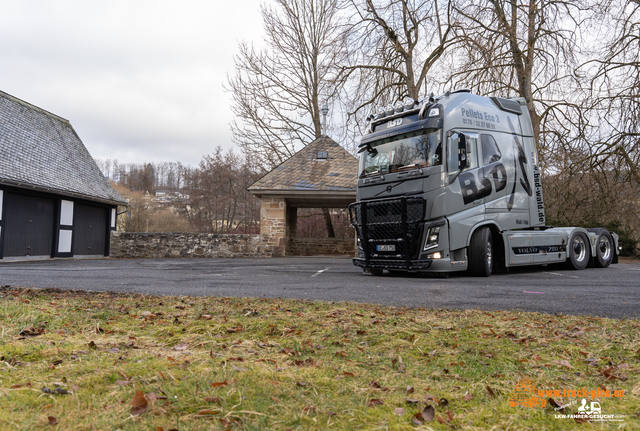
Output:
[{"xmin": 1, "ymin": 286, "xmax": 639, "ymax": 430}]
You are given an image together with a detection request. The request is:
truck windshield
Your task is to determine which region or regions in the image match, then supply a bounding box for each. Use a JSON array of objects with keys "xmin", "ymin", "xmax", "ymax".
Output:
[{"xmin": 359, "ymin": 129, "xmax": 442, "ymax": 177}]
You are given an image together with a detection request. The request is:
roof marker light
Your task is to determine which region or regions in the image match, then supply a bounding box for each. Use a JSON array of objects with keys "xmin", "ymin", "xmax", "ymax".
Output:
[
  {"xmin": 428, "ymin": 107, "xmax": 440, "ymax": 117},
  {"xmin": 404, "ymin": 99, "xmax": 417, "ymax": 111}
]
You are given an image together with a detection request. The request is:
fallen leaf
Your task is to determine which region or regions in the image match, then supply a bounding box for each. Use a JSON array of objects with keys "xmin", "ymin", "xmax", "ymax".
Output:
[
  {"xmin": 447, "ymin": 410, "xmax": 454, "ymax": 422},
  {"xmin": 415, "ymin": 405, "xmax": 435, "ymax": 424},
  {"xmin": 146, "ymin": 392, "xmax": 167, "ymax": 402},
  {"xmin": 10, "ymin": 382, "xmax": 32, "ymax": 389},
  {"xmin": 195, "ymin": 409, "xmax": 219, "ymax": 416},
  {"xmin": 19, "ymin": 326, "xmax": 45, "ymax": 336},
  {"xmin": 173, "ymin": 343, "xmax": 189, "ymax": 351},
  {"xmin": 210, "ymin": 380, "xmax": 228, "ymax": 388},
  {"xmin": 343, "ymin": 372, "xmax": 355, "ymax": 378},
  {"xmin": 436, "ymin": 414, "xmax": 447, "ymax": 424},
  {"xmin": 41, "ymin": 387, "xmax": 68, "ymax": 395},
  {"xmin": 394, "ymin": 407, "xmax": 406, "ymax": 415},
  {"xmin": 405, "ymin": 386, "xmax": 414, "ymax": 394},
  {"xmin": 204, "ymin": 396, "xmax": 221, "ymax": 403},
  {"xmin": 486, "ymin": 385, "xmax": 496, "ymax": 398},
  {"xmin": 47, "ymin": 416, "xmax": 57, "ymax": 425},
  {"xmin": 302, "ymin": 405, "xmax": 316, "ymax": 413},
  {"xmin": 367, "ymin": 398, "xmax": 384, "ymax": 407},
  {"xmin": 405, "ymin": 398, "xmax": 421, "ymax": 404},
  {"xmin": 548, "ymin": 398, "xmax": 564, "ymax": 413},
  {"xmin": 439, "ymin": 398, "xmax": 449, "ymax": 407},
  {"xmin": 130, "ymin": 390, "xmax": 148, "ymax": 416},
  {"xmin": 555, "ymin": 359, "xmax": 573, "ymax": 369},
  {"xmin": 425, "ymin": 394, "xmax": 439, "ymax": 404},
  {"xmin": 463, "ymin": 393, "xmax": 474, "ymax": 401}
]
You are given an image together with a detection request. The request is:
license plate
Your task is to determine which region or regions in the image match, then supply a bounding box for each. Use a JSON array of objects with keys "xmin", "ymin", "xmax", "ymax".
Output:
[{"xmin": 376, "ymin": 244, "xmax": 396, "ymax": 252}]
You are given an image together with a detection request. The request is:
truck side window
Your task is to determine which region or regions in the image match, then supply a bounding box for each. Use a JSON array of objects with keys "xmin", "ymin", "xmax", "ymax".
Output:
[
  {"xmin": 448, "ymin": 132, "xmax": 478, "ymax": 174},
  {"xmin": 481, "ymin": 134, "xmax": 502, "ymax": 165}
]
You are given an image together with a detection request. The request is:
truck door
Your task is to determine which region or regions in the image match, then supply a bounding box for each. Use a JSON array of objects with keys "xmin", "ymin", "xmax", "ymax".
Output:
[{"xmin": 445, "ymin": 131, "xmax": 486, "ymax": 251}]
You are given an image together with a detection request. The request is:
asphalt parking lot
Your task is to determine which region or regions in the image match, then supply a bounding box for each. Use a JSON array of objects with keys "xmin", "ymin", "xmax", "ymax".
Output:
[{"xmin": 1, "ymin": 256, "xmax": 639, "ymax": 319}]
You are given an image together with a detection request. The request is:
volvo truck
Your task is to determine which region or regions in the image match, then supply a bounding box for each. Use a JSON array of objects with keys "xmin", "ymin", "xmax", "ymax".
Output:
[{"xmin": 349, "ymin": 90, "xmax": 619, "ymax": 276}]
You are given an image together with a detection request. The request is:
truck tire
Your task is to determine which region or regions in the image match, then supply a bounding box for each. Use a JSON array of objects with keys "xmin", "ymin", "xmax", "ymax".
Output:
[
  {"xmin": 591, "ymin": 228, "xmax": 614, "ymax": 268},
  {"xmin": 566, "ymin": 232, "xmax": 590, "ymax": 270},
  {"xmin": 468, "ymin": 227, "xmax": 493, "ymax": 277}
]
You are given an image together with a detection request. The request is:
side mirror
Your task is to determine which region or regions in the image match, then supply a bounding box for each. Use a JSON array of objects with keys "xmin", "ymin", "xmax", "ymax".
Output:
[{"xmin": 456, "ymin": 133, "xmax": 469, "ymax": 170}]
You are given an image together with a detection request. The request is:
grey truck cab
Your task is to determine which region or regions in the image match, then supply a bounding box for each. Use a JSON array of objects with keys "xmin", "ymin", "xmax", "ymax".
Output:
[{"xmin": 349, "ymin": 90, "xmax": 618, "ymax": 276}]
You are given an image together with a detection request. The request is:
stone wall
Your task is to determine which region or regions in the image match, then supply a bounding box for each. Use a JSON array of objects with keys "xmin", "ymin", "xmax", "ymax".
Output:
[
  {"xmin": 287, "ymin": 238, "xmax": 356, "ymax": 256},
  {"xmin": 110, "ymin": 232, "xmax": 280, "ymax": 259},
  {"xmin": 110, "ymin": 232, "xmax": 356, "ymax": 259}
]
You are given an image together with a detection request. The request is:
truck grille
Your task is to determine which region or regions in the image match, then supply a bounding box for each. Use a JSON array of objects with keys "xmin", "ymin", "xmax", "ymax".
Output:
[{"xmin": 349, "ymin": 197, "xmax": 426, "ymax": 268}]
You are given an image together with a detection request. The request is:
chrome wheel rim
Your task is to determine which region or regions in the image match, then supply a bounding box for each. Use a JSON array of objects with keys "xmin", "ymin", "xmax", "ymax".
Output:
[
  {"xmin": 598, "ymin": 235, "xmax": 612, "ymax": 261},
  {"xmin": 573, "ymin": 236, "xmax": 587, "ymax": 263}
]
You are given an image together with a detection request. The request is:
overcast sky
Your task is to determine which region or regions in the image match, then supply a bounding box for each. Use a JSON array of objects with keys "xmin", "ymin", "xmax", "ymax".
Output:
[{"xmin": 1, "ymin": 0, "xmax": 266, "ymax": 167}]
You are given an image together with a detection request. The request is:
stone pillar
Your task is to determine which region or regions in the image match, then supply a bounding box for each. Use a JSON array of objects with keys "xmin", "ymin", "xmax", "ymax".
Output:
[{"xmin": 260, "ymin": 197, "xmax": 286, "ymax": 256}]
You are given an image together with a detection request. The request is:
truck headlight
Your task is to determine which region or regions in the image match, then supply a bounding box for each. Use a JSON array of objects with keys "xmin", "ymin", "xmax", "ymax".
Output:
[{"xmin": 424, "ymin": 226, "xmax": 440, "ymax": 251}]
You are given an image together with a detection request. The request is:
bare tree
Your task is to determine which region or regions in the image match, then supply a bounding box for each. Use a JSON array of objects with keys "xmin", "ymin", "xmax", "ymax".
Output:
[
  {"xmin": 449, "ymin": 0, "xmax": 591, "ymax": 150},
  {"xmin": 582, "ymin": 0, "xmax": 640, "ymax": 184},
  {"xmin": 227, "ymin": 0, "xmax": 343, "ymax": 168},
  {"xmin": 338, "ymin": 0, "xmax": 456, "ymax": 131},
  {"xmin": 228, "ymin": 0, "xmax": 345, "ymax": 237}
]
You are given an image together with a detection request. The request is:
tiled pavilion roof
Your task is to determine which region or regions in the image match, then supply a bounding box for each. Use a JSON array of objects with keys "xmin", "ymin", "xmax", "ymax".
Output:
[{"xmin": 249, "ymin": 136, "xmax": 358, "ymax": 194}]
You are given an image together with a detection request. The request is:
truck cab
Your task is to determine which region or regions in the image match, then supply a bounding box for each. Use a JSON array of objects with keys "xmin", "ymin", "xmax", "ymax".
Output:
[{"xmin": 349, "ymin": 90, "xmax": 618, "ymax": 276}]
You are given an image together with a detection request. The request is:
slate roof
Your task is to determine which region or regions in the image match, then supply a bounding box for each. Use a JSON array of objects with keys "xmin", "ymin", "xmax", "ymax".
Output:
[
  {"xmin": 248, "ymin": 136, "xmax": 358, "ymax": 193},
  {"xmin": 0, "ymin": 90, "xmax": 127, "ymax": 206}
]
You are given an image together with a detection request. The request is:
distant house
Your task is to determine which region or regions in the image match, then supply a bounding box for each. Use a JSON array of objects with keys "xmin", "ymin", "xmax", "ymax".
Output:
[{"xmin": 0, "ymin": 90, "xmax": 127, "ymax": 260}]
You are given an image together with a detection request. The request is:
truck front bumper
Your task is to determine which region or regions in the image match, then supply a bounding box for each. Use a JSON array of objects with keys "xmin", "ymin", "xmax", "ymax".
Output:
[{"xmin": 352, "ymin": 257, "xmax": 433, "ymax": 271}]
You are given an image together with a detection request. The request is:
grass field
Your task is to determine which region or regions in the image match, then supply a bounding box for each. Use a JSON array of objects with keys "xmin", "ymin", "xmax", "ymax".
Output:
[{"xmin": 1, "ymin": 285, "xmax": 639, "ymax": 430}]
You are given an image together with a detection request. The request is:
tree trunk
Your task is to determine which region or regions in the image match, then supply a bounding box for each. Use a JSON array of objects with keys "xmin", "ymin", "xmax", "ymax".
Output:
[{"xmin": 322, "ymin": 208, "xmax": 335, "ymax": 237}]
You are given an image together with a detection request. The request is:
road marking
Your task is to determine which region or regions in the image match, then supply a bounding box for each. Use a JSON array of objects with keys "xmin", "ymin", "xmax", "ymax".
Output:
[
  {"xmin": 544, "ymin": 272, "xmax": 579, "ymax": 279},
  {"xmin": 312, "ymin": 268, "xmax": 329, "ymax": 277}
]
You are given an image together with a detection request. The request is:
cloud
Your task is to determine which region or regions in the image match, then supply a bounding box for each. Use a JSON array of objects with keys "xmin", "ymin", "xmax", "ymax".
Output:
[{"xmin": 0, "ymin": 0, "xmax": 265, "ymax": 166}]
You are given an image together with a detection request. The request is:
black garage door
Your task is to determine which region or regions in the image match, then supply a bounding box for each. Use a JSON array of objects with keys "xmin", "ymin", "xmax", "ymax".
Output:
[
  {"xmin": 3, "ymin": 193, "xmax": 55, "ymax": 257},
  {"xmin": 73, "ymin": 204, "xmax": 107, "ymax": 256}
]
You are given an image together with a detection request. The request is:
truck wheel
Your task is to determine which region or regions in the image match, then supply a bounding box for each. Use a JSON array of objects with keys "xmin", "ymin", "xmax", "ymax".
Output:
[
  {"xmin": 468, "ymin": 227, "xmax": 493, "ymax": 277},
  {"xmin": 566, "ymin": 232, "xmax": 590, "ymax": 270},
  {"xmin": 592, "ymin": 229, "xmax": 614, "ymax": 268}
]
